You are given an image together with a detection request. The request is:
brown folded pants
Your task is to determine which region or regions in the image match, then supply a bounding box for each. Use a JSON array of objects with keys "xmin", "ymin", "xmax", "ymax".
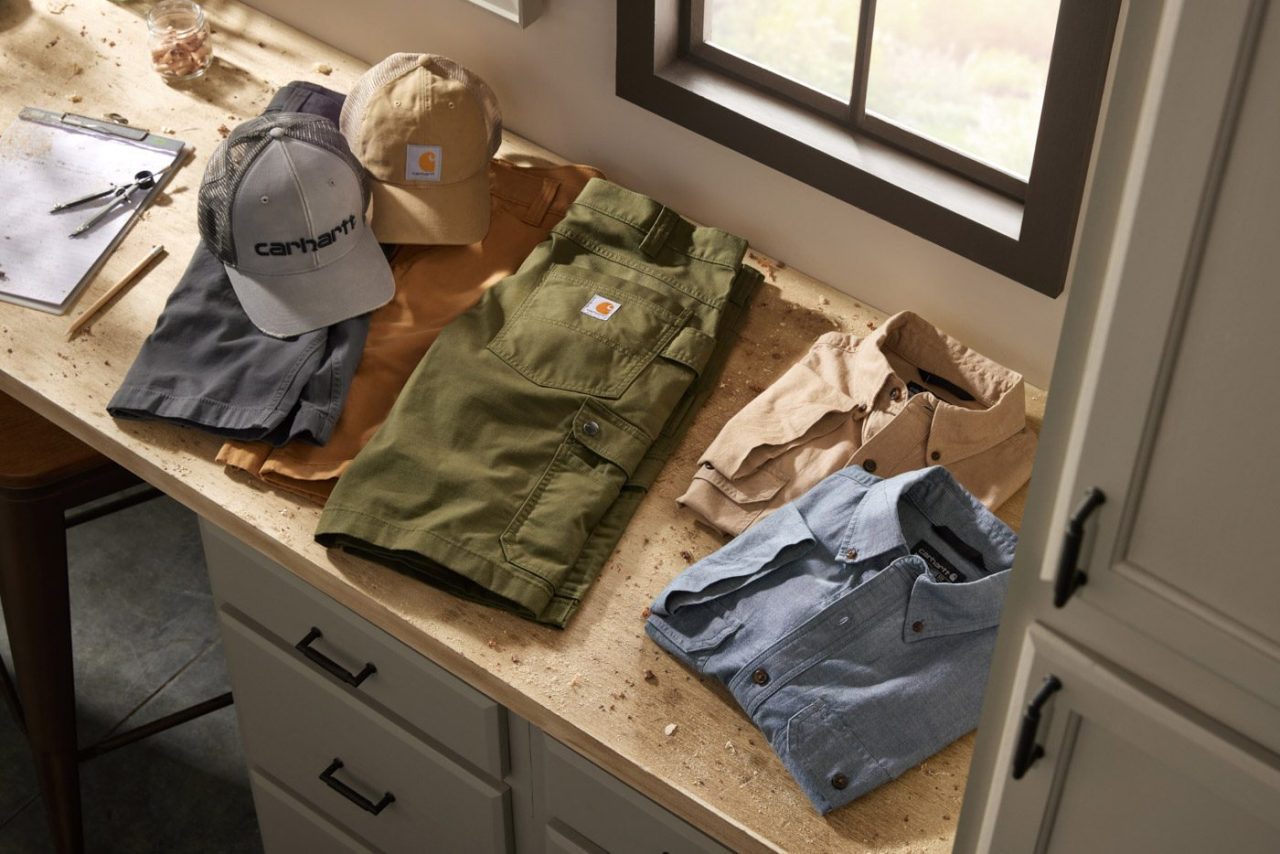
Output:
[{"xmin": 217, "ymin": 159, "xmax": 603, "ymax": 501}]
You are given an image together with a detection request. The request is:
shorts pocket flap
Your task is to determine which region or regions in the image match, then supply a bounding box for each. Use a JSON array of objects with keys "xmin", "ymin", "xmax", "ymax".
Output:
[
  {"xmin": 659, "ymin": 326, "xmax": 716, "ymax": 375},
  {"xmin": 573, "ymin": 399, "xmax": 650, "ymax": 479}
]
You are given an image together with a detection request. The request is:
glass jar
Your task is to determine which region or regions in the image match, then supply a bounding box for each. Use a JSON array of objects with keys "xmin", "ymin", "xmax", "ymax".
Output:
[{"xmin": 146, "ymin": 0, "xmax": 213, "ymax": 82}]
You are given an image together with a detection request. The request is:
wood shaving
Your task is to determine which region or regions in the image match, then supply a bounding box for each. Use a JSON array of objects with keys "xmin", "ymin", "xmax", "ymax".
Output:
[
  {"xmin": 68, "ymin": 93, "xmax": 82, "ymax": 104},
  {"xmin": 643, "ymin": 669, "xmax": 657, "ymax": 683},
  {"xmin": 679, "ymin": 550, "xmax": 694, "ymax": 562},
  {"xmin": 49, "ymin": 1, "xmax": 71, "ymax": 14},
  {"xmin": 569, "ymin": 673, "xmax": 582, "ymax": 688},
  {"xmin": 663, "ymin": 723, "xmax": 678, "ymax": 737},
  {"xmin": 217, "ymin": 124, "xmax": 231, "ymax": 138},
  {"xmin": 725, "ymin": 740, "xmax": 736, "ymax": 753},
  {"xmin": 312, "ymin": 62, "xmax": 334, "ymax": 75},
  {"xmin": 640, "ymin": 605, "xmax": 651, "ymax": 619}
]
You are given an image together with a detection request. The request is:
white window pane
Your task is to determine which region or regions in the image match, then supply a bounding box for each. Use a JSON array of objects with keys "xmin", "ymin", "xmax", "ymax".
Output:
[
  {"xmin": 866, "ymin": 0, "xmax": 1060, "ymax": 179},
  {"xmin": 705, "ymin": 0, "xmax": 861, "ymax": 101}
]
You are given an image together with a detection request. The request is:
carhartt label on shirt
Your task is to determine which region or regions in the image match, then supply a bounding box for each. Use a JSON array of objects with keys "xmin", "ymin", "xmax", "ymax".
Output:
[
  {"xmin": 405, "ymin": 144, "xmax": 443, "ymax": 182},
  {"xmin": 581, "ymin": 294, "xmax": 620, "ymax": 321},
  {"xmin": 913, "ymin": 541, "xmax": 967, "ymax": 583}
]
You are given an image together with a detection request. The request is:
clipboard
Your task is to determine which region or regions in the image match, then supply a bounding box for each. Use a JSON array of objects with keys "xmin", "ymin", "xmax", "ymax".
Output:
[{"xmin": 0, "ymin": 108, "xmax": 188, "ymax": 313}]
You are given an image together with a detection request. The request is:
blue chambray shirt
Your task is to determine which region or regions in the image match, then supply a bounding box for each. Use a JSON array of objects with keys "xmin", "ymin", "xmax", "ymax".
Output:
[{"xmin": 647, "ymin": 465, "xmax": 1016, "ymax": 814}]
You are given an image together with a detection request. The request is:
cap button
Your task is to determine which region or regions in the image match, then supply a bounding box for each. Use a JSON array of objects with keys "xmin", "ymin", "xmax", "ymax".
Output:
[{"xmin": 268, "ymin": 127, "xmax": 285, "ymax": 138}]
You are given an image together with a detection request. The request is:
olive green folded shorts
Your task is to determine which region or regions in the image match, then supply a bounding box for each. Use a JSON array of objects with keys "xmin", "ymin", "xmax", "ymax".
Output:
[{"xmin": 316, "ymin": 178, "xmax": 760, "ymax": 626}]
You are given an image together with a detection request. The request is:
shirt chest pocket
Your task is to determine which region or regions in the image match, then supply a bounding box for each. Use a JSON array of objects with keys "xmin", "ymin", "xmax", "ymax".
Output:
[{"xmin": 487, "ymin": 265, "xmax": 694, "ymax": 400}]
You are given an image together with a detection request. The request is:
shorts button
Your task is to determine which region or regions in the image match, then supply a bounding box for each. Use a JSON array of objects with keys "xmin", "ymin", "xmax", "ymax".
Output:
[
  {"xmin": 582, "ymin": 420, "xmax": 601, "ymax": 437},
  {"xmin": 862, "ymin": 459, "xmax": 878, "ymax": 474},
  {"xmin": 751, "ymin": 668, "xmax": 770, "ymax": 686},
  {"xmin": 831, "ymin": 773, "xmax": 849, "ymax": 790},
  {"xmin": 912, "ymin": 620, "xmax": 925, "ymax": 633},
  {"xmin": 930, "ymin": 450, "xmax": 941, "ymax": 461}
]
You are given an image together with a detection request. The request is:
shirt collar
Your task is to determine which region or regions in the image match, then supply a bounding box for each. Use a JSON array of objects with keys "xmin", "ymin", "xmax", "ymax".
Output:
[
  {"xmin": 835, "ymin": 467, "xmax": 1018, "ymax": 636},
  {"xmin": 849, "ymin": 312, "xmax": 1028, "ymax": 462}
]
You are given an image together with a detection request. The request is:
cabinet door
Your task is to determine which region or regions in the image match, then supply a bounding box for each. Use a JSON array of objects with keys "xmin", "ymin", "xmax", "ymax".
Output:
[
  {"xmin": 982, "ymin": 626, "xmax": 1280, "ymax": 854},
  {"xmin": 1036, "ymin": 0, "xmax": 1280, "ymax": 713}
]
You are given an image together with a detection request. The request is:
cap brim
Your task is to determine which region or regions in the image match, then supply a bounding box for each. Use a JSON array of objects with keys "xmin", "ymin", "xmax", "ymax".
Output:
[
  {"xmin": 226, "ymin": 228, "xmax": 394, "ymax": 338},
  {"xmin": 369, "ymin": 170, "xmax": 490, "ymax": 246}
]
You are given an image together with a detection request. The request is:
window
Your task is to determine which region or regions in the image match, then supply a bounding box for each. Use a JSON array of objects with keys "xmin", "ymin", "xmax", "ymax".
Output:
[{"xmin": 617, "ymin": 1, "xmax": 1121, "ymax": 296}]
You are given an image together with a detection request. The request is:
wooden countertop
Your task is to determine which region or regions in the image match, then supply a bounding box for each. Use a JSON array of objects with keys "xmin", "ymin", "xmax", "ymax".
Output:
[{"xmin": 0, "ymin": 3, "xmax": 1045, "ymax": 851}]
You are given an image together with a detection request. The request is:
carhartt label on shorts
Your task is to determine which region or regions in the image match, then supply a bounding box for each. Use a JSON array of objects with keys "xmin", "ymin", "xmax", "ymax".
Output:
[
  {"xmin": 581, "ymin": 295, "xmax": 620, "ymax": 320},
  {"xmin": 406, "ymin": 144, "xmax": 442, "ymax": 182}
]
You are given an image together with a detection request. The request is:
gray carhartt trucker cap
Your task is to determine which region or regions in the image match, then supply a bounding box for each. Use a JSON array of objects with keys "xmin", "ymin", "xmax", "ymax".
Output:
[{"xmin": 198, "ymin": 113, "xmax": 393, "ymax": 338}]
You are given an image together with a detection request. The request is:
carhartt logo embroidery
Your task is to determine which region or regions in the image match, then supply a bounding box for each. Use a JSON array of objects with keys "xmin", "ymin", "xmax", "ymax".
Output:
[
  {"xmin": 581, "ymin": 294, "xmax": 620, "ymax": 320},
  {"xmin": 254, "ymin": 214, "xmax": 357, "ymax": 256},
  {"xmin": 406, "ymin": 143, "xmax": 443, "ymax": 182}
]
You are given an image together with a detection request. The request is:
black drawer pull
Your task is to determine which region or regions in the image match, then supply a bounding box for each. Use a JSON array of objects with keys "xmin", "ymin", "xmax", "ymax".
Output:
[
  {"xmin": 319, "ymin": 758, "xmax": 395, "ymax": 815},
  {"xmin": 295, "ymin": 627, "xmax": 376, "ymax": 687},
  {"xmin": 1011, "ymin": 675, "xmax": 1062, "ymax": 780},
  {"xmin": 1053, "ymin": 487, "xmax": 1105, "ymax": 608}
]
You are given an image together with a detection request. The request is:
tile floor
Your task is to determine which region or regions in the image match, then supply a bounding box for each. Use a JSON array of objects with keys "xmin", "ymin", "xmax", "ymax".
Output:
[{"xmin": 0, "ymin": 493, "xmax": 262, "ymax": 852}]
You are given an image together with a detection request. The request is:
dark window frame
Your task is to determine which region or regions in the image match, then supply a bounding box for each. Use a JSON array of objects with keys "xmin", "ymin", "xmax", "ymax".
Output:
[{"xmin": 617, "ymin": 0, "xmax": 1121, "ymax": 297}]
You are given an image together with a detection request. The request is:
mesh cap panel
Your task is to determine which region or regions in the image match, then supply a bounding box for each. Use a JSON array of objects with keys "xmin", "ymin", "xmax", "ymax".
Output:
[
  {"xmin": 197, "ymin": 113, "xmax": 369, "ymax": 266},
  {"xmin": 340, "ymin": 53, "xmax": 503, "ymax": 159}
]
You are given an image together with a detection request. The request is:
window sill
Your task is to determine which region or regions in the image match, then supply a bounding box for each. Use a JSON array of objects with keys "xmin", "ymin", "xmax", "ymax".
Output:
[
  {"xmin": 616, "ymin": 0, "xmax": 1121, "ymax": 298},
  {"xmin": 659, "ymin": 58, "xmax": 1024, "ymax": 241}
]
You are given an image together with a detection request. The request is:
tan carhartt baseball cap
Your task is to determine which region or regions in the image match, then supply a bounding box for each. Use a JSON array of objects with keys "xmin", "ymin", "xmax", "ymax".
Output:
[{"xmin": 340, "ymin": 53, "xmax": 502, "ymax": 245}]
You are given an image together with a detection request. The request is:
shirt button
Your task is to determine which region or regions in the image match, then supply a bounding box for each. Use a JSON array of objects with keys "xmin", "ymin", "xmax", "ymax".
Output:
[
  {"xmin": 930, "ymin": 450, "xmax": 941, "ymax": 461},
  {"xmin": 889, "ymin": 387, "xmax": 901, "ymax": 402},
  {"xmin": 751, "ymin": 668, "xmax": 770, "ymax": 686},
  {"xmin": 912, "ymin": 620, "xmax": 925, "ymax": 633},
  {"xmin": 831, "ymin": 773, "xmax": 849, "ymax": 790},
  {"xmin": 582, "ymin": 420, "xmax": 601, "ymax": 437},
  {"xmin": 862, "ymin": 459, "xmax": 878, "ymax": 474},
  {"xmin": 844, "ymin": 548, "xmax": 858, "ymax": 560}
]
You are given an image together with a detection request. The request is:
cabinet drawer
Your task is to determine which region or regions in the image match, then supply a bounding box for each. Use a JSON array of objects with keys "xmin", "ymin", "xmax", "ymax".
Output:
[
  {"xmin": 537, "ymin": 733, "xmax": 729, "ymax": 854},
  {"xmin": 199, "ymin": 519, "xmax": 506, "ymax": 779},
  {"xmin": 249, "ymin": 769, "xmax": 371, "ymax": 854},
  {"xmin": 222, "ymin": 610, "xmax": 512, "ymax": 854}
]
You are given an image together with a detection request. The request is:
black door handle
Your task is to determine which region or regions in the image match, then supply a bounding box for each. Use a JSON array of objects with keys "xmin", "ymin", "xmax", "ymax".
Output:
[
  {"xmin": 319, "ymin": 758, "xmax": 395, "ymax": 815},
  {"xmin": 1011, "ymin": 675, "xmax": 1062, "ymax": 779},
  {"xmin": 295, "ymin": 627, "xmax": 377, "ymax": 687},
  {"xmin": 1053, "ymin": 488, "xmax": 1105, "ymax": 607}
]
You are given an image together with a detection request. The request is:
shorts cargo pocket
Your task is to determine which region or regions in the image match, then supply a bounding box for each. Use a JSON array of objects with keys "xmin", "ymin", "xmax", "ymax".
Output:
[
  {"xmin": 487, "ymin": 265, "xmax": 692, "ymax": 399},
  {"xmin": 501, "ymin": 399, "xmax": 651, "ymax": 582}
]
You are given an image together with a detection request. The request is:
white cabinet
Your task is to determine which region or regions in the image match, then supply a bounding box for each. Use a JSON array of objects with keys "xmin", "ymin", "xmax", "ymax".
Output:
[
  {"xmin": 199, "ymin": 520, "xmax": 723, "ymax": 854},
  {"xmin": 984, "ymin": 627, "xmax": 1280, "ymax": 853},
  {"xmin": 959, "ymin": 0, "xmax": 1280, "ymax": 849}
]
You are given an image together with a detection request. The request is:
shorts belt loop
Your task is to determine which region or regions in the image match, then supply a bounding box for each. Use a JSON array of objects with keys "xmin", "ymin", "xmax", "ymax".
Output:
[
  {"xmin": 640, "ymin": 205, "xmax": 679, "ymax": 258},
  {"xmin": 522, "ymin": 178, "xmax": 559, "ymax": 226}
]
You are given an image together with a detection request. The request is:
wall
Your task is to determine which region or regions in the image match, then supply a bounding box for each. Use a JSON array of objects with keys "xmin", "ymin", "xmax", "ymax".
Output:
[{"xmin": 247, "ymin": 0, "xmax": 1070, "ymax": 386}]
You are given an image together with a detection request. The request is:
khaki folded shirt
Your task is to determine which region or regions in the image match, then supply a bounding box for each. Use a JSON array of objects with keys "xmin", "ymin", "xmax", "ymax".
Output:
[
  {"xmin": 678, "ymin": 310, "xmax": 1038, "ymax": 535},
  {"xmin": 217, "ymin": 159, "xmax": 603, "ymax": 501}
]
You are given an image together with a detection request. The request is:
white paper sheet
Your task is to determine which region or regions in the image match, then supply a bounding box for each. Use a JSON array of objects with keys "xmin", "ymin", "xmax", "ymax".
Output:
[{"xmin": 0, "ymin": 117, "xmax": 180, "ymax": 312}]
